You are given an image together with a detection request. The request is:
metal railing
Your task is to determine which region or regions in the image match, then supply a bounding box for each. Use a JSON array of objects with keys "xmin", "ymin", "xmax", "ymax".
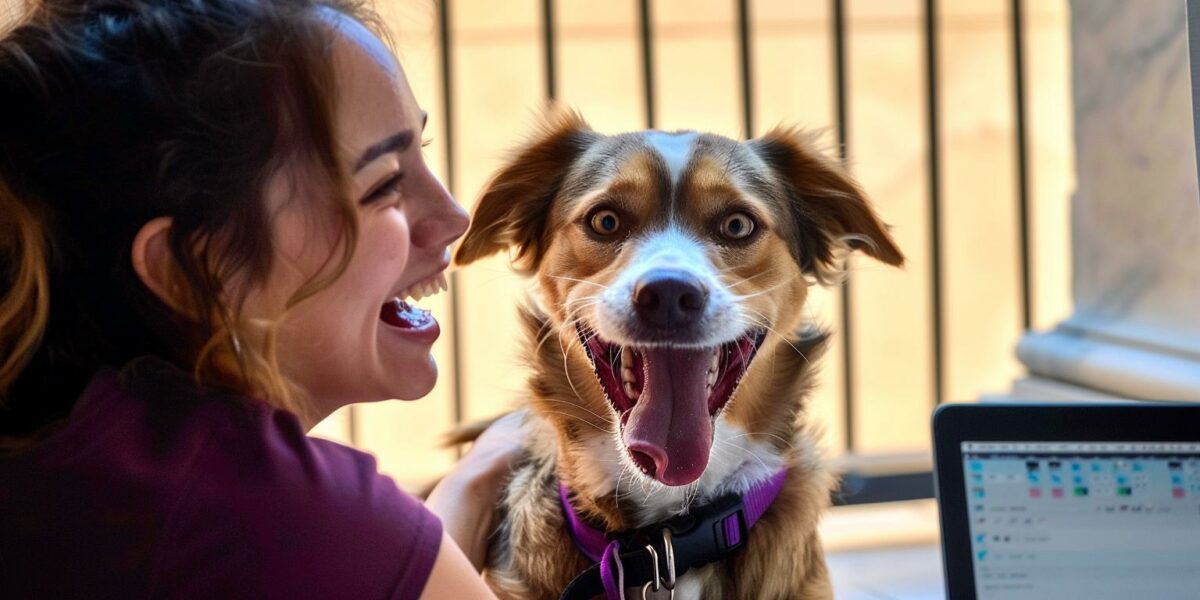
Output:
[{"xmin": 431, "ymin": 0, "xmax": 1040, "ymax": 503}]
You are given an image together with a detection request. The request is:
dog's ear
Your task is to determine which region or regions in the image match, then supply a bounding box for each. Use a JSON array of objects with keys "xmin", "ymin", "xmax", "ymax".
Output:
[
  {"xmin": 747, "ymin": 126, "xmax": 904, "ymax": 276},
  {"xmin": 454, "ymin": 108, "xmax": 599, "ymax": 273}
]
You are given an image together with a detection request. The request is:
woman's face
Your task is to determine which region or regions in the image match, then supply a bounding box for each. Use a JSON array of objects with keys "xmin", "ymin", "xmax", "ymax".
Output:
[{"xmin": 244, "ymin": 13, "xmax": 468, "ymax": 420}]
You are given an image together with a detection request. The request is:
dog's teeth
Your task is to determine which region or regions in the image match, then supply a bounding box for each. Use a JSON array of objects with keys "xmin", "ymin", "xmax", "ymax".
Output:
[
  {"xmin": 437, "ymin": 272, "xmax": 448, "ymax": 292},
  {"xmin": 623, "ymin": 381, "xmax": 639, "ymax": 400}
]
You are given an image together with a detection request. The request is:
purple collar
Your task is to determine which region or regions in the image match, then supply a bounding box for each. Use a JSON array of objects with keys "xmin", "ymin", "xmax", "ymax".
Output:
[{"xmin": 558, "ymin": 469, "xmax": 788, "ymax": 599}]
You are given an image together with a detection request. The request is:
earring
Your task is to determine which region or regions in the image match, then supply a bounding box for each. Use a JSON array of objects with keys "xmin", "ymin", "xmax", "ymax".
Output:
[{"xmin": 230, "ymin": 328, "xmax": 243, "ymax": 359}]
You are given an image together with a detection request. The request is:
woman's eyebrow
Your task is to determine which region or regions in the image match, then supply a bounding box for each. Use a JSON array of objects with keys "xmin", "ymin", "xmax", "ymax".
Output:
[{"xmin": 354, "ymin": 129, "xmax": 414, "ymax": 173}]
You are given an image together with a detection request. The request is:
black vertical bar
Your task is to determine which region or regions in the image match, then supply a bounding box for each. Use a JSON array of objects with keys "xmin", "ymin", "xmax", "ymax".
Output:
[
  {"xmin": 924, "ymin": 0, "xmax": 945, "ymax": 406},
  {"xmin": 736, "ymin": 0, "xmax": 753, "ymax": 138},
  {"xmin": 1011, "ymin": 0, "xmax": 1032, "ymax": 331},
  {"xmin": 638, "ymin": 0, "xmax": 656, "ymax": 129},
  {"xmin": 542, "ymin": 0, "xmax": 557, "ymax": 101},
  {"xmin": 831, "ymin": 0, "xmax": 854, "ymax": 453},
  {"xmin": 437, "ymin": 0, "xmax": 465, "ymax": 452}
]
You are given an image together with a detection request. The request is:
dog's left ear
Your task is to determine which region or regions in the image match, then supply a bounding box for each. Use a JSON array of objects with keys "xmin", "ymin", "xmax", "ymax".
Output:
[
  {"xmin": 747, "ymin": 127, "xmax": 905, "ymax": 274},
  {"xmin": 454, "ymin": 108, "xmax": 600, "ymax": 274}
]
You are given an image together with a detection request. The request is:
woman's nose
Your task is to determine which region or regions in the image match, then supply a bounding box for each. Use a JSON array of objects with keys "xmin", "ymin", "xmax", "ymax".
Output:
[{"xmin": 409, "ymin": 172, "xmax": 469, "ymax": 250}]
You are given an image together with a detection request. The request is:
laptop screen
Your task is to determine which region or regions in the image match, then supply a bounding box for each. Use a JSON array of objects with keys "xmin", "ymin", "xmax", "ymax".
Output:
[{"xmin": 960, "ymin": 442, "xmax": 1200, "ymax": 599}]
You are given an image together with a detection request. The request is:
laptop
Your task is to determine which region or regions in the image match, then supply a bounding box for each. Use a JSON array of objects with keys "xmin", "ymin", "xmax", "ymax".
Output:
[{"xmin": 932, "ymin": 403, "xmax": 1200, "ymax": 599}]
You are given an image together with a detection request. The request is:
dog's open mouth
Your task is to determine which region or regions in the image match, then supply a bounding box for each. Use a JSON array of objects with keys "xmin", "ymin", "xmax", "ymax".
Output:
[{"xmin": 577, "ymin": 324, "xmax": 766, "ymax": 486}]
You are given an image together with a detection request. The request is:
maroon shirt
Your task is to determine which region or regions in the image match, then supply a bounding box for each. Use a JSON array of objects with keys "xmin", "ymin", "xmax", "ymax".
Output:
[{"xmin": 0, "ymin": 357, "xmax": 442, "ymax": 599}]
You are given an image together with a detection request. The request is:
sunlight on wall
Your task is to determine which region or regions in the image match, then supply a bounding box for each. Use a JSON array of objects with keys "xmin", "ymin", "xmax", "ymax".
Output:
[{"xmin": 313, "ymin": 0, "xmax": 1074, "ymax": 491}]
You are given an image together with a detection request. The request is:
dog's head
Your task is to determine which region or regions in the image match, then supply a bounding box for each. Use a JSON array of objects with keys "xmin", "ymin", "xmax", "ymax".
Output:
[{"xmin": 457, "ymin": 109, "xmax": 902, "ymax": 488}]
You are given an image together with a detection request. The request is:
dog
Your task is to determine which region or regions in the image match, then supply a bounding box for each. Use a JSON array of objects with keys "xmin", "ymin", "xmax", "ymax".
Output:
[{"xmin": 453, "ymin": 109, "xmax": 904, "ymax": 600}]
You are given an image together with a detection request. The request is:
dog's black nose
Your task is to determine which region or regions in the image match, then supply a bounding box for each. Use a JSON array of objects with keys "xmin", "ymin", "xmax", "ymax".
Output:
[{"xmin": 632, "ymin": 269, "xmax": 708, "ymax": 329}]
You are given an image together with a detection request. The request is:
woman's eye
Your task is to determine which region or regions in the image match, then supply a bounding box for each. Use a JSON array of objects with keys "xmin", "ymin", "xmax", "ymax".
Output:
[
  {"xmin": 589, "ymin": 209, "xmax": 621, "ymax": 236},
  {"xmin": 719, "ymin": 212, "xmax": 756, "ymax": 240},
  {"xmin": 363, "ymin": 172, "xmax": 405, "ymax": 205}
]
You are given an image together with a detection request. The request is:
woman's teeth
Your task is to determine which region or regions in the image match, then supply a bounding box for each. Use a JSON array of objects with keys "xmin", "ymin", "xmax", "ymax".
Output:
[{"xmin": 397, "ymin": 272, "xmax": 448, "ymax": 303}]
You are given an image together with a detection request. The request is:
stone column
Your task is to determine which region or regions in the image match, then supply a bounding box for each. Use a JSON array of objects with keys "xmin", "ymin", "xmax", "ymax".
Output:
[{"xmin": 1007, "ymin": 0, "xmax": 1200, "ymax": 401}]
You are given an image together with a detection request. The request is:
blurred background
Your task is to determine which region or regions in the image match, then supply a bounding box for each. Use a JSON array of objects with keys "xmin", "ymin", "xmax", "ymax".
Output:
[{"xmin": 313, "ymin": 0, "xmax": 1075, "ymax": 499}]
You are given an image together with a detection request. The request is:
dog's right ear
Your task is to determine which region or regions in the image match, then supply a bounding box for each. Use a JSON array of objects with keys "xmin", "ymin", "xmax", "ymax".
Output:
[{"xmin": 454, "ymin": 109, "xmax": 598, "ymax": 274}]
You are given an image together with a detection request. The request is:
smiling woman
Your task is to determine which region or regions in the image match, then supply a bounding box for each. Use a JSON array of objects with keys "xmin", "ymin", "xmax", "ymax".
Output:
[{"xmin": 0, "ymin": 1, "xmax": 513, "ymax": 598}]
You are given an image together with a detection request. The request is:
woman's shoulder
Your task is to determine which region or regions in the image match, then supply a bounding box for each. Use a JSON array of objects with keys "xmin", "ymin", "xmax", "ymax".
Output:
[
  {"xmin": 0, "ymin": 357, "xmax": 442, "ymax": 598},
  {"xmin": 121, "ymin": 358, "xmax": 445, "ymax": 597}
]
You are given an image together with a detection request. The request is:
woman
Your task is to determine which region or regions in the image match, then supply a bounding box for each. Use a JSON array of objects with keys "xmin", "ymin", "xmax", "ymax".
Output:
[{"xmin": 0, "ymin": 0, "xmax": 517, "ymax": 597}]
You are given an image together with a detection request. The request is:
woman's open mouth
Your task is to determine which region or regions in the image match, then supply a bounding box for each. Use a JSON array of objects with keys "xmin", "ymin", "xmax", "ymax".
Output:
[
  {"xmin": 576, "ymin": 323, "xmax": 766, "ymax": 486},
  {"xmin": 380, "ymin": 272, "xmax": 448, "ymax": 336}
]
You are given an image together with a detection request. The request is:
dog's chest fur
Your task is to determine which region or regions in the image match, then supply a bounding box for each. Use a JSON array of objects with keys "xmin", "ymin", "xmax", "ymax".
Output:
[{"xmin": 485, "ymin": 432, "xmax": 836, "ymax": 600}]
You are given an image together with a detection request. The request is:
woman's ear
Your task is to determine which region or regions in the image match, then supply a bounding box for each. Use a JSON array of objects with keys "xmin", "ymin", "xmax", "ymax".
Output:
[
  {"xmin": 453, "ymin": 108, "xmax": 600, "ymax": 274},
  {"xmin": 131, "ymin": 216, "xmax": 185, "ymax": 312}
]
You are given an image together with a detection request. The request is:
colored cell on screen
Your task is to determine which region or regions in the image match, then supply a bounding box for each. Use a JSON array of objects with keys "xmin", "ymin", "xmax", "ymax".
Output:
[
  {"xmin": 1052, "ymin": 488, "xmax": 1064, "ymax": 498},
  {"xmin": 1074, "ymin": 487, "xmax": 1089, "ymax": 496},
  {"xmin": 1029, "ymin": 488, "xmax": 1042, "ymax": 498},
  {"xmin": 1117, "ymin": 487, "xmax": 1132, "ymax": 496},
  {"xmin": 1173, "ymin": 488, "xmax": 1185, "ymax": 499}
]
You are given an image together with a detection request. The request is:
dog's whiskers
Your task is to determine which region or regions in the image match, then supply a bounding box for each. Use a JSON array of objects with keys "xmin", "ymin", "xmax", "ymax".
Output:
[
  {"xmin": 556, "ymin": 325, "xmax": 592, "ymax": 409},
  {"xmin": 536, "ymin": 397, "xmax": 616, "ymax": 427},
  {"xmin": 714, "ymin": 438, "xmax": 771, "ymax": 472},
  {"xmin": 722, "ymin": 267, "xmax": 779, "ymax": 289},
  {"xmin": 737, "ymin": 311, "xmax": 811, "ymax": 365},
  {"xmin": 728, "ymin": 279, "xmax": 791, "ymax": 301},
  {"xmin": 540, "ymin": 410, "xmax": 613, "ymax": 435},
  {"xmin": 728, "ymin": 430, "xmax": 799, "ymax": 451},
  {"xmin": 548, "ymin": 274, "xmax": 610, "ymax": 289}
]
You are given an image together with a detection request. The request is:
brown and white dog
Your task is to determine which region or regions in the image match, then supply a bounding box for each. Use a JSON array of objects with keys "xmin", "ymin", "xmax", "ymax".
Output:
[{"xmin": 454, "ymin": 109, "xmax": 904, "ymax": 600}]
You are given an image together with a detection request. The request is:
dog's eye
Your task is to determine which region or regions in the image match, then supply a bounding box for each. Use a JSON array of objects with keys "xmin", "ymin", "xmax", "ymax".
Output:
[
  {"xmin": 720, "ymin": 212, "xmax": 756, "ymax": 240},
  {"xmin": 589, "ymin": 209, "xmax": 621, "ymax": 236}
]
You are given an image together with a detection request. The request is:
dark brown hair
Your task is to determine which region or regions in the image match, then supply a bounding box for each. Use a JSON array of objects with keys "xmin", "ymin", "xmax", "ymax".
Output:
[{"xmin": 0, "ymin": 0, "xmax": 386, "ymax": 439}]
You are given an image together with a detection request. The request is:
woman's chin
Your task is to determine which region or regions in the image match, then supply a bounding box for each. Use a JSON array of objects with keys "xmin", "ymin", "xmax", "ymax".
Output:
[{"xmin": 383, "ymin": 353, "xmax": 438, "ymax": 401}]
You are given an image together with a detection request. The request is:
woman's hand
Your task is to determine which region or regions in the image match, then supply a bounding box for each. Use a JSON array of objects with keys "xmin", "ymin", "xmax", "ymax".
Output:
[{"xmin": 424, "ymin": 410, "xmax": 528, "ymax": 570}]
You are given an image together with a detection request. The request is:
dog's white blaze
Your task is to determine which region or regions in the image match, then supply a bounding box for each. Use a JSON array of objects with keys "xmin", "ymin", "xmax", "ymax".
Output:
[
  {"xmin": 593, "ymin": 228, "xmax": 746, "ymax": 348},
  {"xmin": 643, "ymin": 130, "xmax": 698, "ymax": 189}
]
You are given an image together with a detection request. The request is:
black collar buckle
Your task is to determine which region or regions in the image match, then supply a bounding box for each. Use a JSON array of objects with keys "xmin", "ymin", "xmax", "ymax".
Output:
[{"xmin": 618, "ymin": 490, "xmax": 749, "ymax": 587}]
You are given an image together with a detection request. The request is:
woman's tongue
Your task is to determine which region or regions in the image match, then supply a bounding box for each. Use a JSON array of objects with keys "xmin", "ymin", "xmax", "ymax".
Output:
[
  {"xmin": 621, "ymin": 346, "xmax": 713, "ymax": 486},
  {"xmin": 380, "ymin": 298, "xmax": 433, "ymax": 329}
]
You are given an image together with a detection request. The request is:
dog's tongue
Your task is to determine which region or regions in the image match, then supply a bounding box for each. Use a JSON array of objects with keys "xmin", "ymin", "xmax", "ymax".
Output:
[{"xmin": 622, "ymin": 346, "xmax": 713, "ymax": 486}]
